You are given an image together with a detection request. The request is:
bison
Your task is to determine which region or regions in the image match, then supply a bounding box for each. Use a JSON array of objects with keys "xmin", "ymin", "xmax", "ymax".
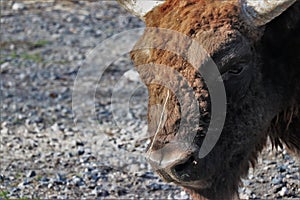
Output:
[{"xmin": 117, "ymin": 0, "xmax": 300, "ymax": 199}]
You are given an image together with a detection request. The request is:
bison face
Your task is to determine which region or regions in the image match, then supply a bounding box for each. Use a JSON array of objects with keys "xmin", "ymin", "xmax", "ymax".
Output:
[
  {"xmin": 130, "ymin": 2, "xmax": 263, "ymax": 196},
  {"xmin": 118, "ymin": 0, "xmax": 299, "ymax": 199}
]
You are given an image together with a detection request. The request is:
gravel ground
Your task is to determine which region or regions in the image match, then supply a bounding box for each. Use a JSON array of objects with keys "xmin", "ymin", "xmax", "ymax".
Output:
[{"xmin": 0, "ymin": 1, "xmax": 299, "ymax": 199}]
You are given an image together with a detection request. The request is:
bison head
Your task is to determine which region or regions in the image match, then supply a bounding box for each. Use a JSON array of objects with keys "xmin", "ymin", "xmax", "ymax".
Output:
[{"xmin": 118, "ymin": 0, "xmax": 300, "ymax": 199}]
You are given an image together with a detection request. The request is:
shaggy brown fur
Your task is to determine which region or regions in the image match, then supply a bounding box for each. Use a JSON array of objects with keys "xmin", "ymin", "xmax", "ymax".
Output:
[{"xmin": 130, "ymin": 0, "xmax": 300, "ymax": 199}]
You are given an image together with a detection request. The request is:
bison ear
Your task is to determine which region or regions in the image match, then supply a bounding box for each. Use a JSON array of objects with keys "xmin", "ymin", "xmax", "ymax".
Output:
[
  {"xmin": 240, "ymin": 0, "xmax": 297, "ymax": 26},
  {"xmin": 117, "ymin": 0, "xmax": 165, "ymax": 21}
]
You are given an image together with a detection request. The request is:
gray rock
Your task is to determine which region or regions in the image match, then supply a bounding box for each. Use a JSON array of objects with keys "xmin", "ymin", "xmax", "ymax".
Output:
[
  {"xmin": 272, "ymin": 177, "xmax": 282, "ymax": 185},
  {"xmin": 173, "ymin": 191, "xmax": 190, "ymax": 200},
  {"xmin": 72, "ymin": 176, "xmax": 84, "ymax": 187},
  {"xmin": 10, "ymin": 187, "xmax": 21, "ymax": 193},
  {"xmin": 18, "ymin": 179, "xmax": 31, "ymax": 188},
  {"xmin": 239, "ymin": 193, "xmax": 249, "ymax": 200},
  {"xmin": 277, "ymin": 165, "xmax": 288, "ymax": 172},
  {"xmin": 242, "ymin": 179, "xmax": 251, "ymax": 186},
  {"xmin": 124, "ymin": 70, "xmax": 141, "ymax": 82},
  {"xmin": 245, "ymin": 188, "xmax": 252, "ymax": 195},
  {"xmin": 12, "ymin": 3, "xmax": 25, "ymax": 10},
  {"xmin": 26, "ymin": 170, "xmax": 36, "ymax": 178},
  {"xmin": 77, "ymin": 147, "xmax": 85, "ymax": 156},
  {"xmin": 0, "ymin": 62, "xmax": 10, "ymax": 73},
  {"xmin": 147, "ymin": 183, "xmax": 163, "ymax": 191},
  {"xmin": 92, "ymin": 187, "xmax": 109, "ymax": 197},
  {"xmin": 55, "ymin": 173, "xmax": 66, "ymax": 184},
  {"xmin": 0, "ymin": 127, "xmax": 8, "ymax": 134},
  {"xmin": 278, "ymin": 186, "xmax": 288, "ymax": 197}
]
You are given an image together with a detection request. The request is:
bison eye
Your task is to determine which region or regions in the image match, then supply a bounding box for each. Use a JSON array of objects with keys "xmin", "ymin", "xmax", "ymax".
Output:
[
  {"xmin": 221, "ymin": 61, "xmax": 248, "ymax": 76},
  {"xmin": 228, "ymin": 65, "xmax": 244, "ymax": 75},
  {"xmin": 221, "ymin": 60, "xmax": 253, "ymax": 100}
]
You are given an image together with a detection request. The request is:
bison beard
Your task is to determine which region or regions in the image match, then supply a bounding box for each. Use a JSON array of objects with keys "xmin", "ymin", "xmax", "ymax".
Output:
[{"xmin": 119, "ymin": 0, "xmax": 300, "ymax": 199}]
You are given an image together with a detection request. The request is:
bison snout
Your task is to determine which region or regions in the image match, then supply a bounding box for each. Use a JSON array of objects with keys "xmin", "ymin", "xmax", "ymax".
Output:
[
  {"xmin": 172, "ymin": 155, "xmax": 198, "ymax": 181},
  {"xmin": 146, "ymin": 142, "xmax": 200, "ymax": 182}
]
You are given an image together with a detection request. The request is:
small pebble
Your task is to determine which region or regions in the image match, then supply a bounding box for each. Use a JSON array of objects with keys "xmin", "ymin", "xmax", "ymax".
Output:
[
  {"xmin": 272, "ymin": 177, "xmax": 282, "ymax": 185},
  {"xmin": 278, "ymin": 187, "xmax": 288, "ymax": 196},
  {"xmin": 77, "ymin": 147, "xmax": 85, "ymax": 156},
  {"xmin": 26, "ymin": 170, "xmax": 36, "ymax": 178},
  {"xmin": 12, "ymin": 3, "xmax": 25, "ymax": 10}
]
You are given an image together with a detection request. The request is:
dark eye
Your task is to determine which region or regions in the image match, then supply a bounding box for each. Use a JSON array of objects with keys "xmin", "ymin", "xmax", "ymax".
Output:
[
  {"xmin": 222, "ymin": 60, "xmax": 252, "ymax": 100},
  {"xmin": 220, "ymin": 61, "xmax": 247, "ymax": 75},
  {"xmin": 228, "ymin": 65, "xmax": 244, "ymax": 74}
]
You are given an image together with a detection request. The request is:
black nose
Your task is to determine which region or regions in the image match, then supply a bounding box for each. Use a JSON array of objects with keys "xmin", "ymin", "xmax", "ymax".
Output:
[
  {"xmin": 146, "ymin": 142, "xmax": 199, "ymax": 182},
  {"xmin": 172, "ymin": 155, "xmax": 197, "ymax": 181}
]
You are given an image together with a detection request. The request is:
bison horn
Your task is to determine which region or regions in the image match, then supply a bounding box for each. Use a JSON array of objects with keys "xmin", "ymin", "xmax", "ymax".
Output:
[
  {"xmin": 117, "ymin": 0, "xmax": 165, "ymax": 21},
  {"xmin": 241, "ymin": 0, "xmax": 297, "ymax": 26}
]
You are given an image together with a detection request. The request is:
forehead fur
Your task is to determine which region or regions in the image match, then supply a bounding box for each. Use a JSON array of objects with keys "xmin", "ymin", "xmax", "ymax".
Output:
[
  {"xmin": 144, "ymin": 0, "xmax": 260, "ymax": 52},
  {"xmin": 146, "ymin": 0, "xmax": 240, "ymax": 28}
]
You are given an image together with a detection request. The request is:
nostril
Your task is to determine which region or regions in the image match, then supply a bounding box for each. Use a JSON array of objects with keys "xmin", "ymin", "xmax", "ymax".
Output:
[
  {"xmin": 174, "ymin": 156, "xmax": 195, "ymax": 172},
  {"xmin": 173, "ymin": 156, "xmax": 197, "ymax": 180}
]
